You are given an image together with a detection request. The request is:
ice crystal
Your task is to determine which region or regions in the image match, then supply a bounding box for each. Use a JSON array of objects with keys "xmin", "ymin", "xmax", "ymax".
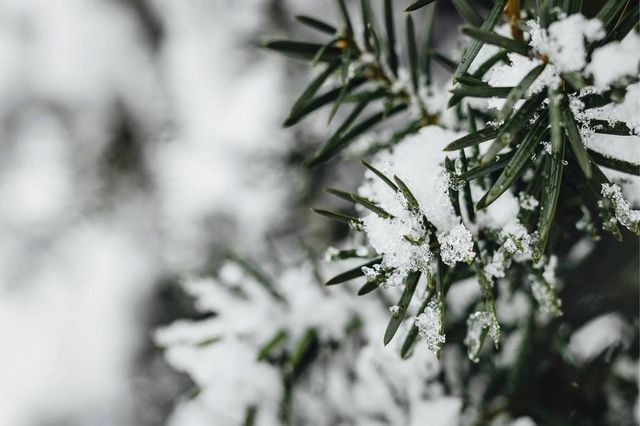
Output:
[
  {"xmin": 389, "ymin": 305, "xmax": 400, "ymax": 315},
  {"xmin": 415, "ymin": 299, "xmax": 445, "ymax": 354},
  {"xmin": 438, "ymin": 224, "xmax": 475, "ymax": 267}
]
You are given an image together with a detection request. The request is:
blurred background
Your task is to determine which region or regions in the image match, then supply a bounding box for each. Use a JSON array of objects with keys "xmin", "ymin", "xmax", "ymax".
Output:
[
  {"xmin": 0, "ymin": 0, "xmax": 305, "ymax": 424},
  {"xmin": 0, "ymin": 1, "xmax": 636, "ymax": 425}
]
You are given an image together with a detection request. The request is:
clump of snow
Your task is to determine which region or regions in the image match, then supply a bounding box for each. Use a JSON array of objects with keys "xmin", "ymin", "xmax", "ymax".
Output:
[
  {"xmin": 589, "ymin": 82, "xmax": 640, "ymax": 135},
  {"xmin": 501, "ymin": 220, "xmax": 534, "ymax": 259},
  {"xmin": 359, "ymin": 126, "xmax": 464, "ymax": 232},
  {"xmin": 587, "ymin": 32, "xmax": 640, "ymax": 89},
  {"xmin": 438, "ymin": 224, "xmax": 475, "ymax": 266},
  {"xmin": 359, "ymin": 126, "xmax": 467, "ymax": 285},
  {"xmin": 583, "ymin": 133, "xmax": 640, "ymax": 166},
  {"xmin": 485, "ymin": 14, "xmax": 609, "ymax": 110},
  {"xmin": 164, "ymin": 341, "xmax": 282, "ymax": 425},
  {"xmin": 362, "ymin": 209, "xmax": 432, "ymax": 287},
  {"xmin": 483, "ymin": 53, "xmax": 558, "ymax": 109},
  {"xmin": 518, "ymin": 192, "xmax": 539, "ymax": 211},
  {"xmin": 416, "ymin": 299, "xmax": 446, "ymax": 354},
  {"xmin": 347, "ymin": 343, "xmax": 452, "ymax": 425},
  {"xmin": 484, "ymin": 249, "xmax": 508, "ymax": 279},
  {"xmin": 601, "ymin": 183, "xmax": 640, "ymax": 232},
  {"xmin": 527, "ymin": 14, "xmax": 605, "ymax": 72},
  {"xmin": 471, "ymin": 183, "xmax": 520, "ymax": 231},
  {"xmin": 529, "ymin": 275, "xmax": 562, "ymax": 317}
]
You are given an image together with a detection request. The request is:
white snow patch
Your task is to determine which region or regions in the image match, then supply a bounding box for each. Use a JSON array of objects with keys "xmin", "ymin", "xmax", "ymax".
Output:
[
  {"xmin": 587, "ymin": 31, "xmax": 640, "ymax": 89},
  {"xmin": 569, "ymin": 313, "xmax": 630, "ymax": 364},
  {"xmin": 527, "ymin": 14, "xmax": 605, "ymax": 72}
]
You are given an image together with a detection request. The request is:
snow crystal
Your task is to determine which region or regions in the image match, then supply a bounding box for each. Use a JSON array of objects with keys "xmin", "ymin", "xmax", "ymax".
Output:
[
  {"xmin": 500, "ymin": 220, "xmax": 534, "ymax": 258},
  {"xmin": 362, "ymin": 210, "xmax": 432, "ymax": 286},
  {"xmin": 518, "ymin": 192, "xmax": 539, "ymax": 211},
  {"xmin": 362, "ymin": 263, "xmax": 406, "ymax": 288},
  {"xmin": 438, "ymin": 224, "xmax": 475, "ymax": 266},
  {"xmin": 415, "ymin": 299, "xmax": 445, "ymax": 354},
  {"xmin": 587, "ymin": 32, "xmax": 640, "ymax": 89},
  {"xmin": 389, "ymin": 305, "xmax": 400, "ymax": 315},
  {"xmin": 602, "ymin": 183, "xmax": 640, "ymax": 232},
  {"xmin": 527, "ymin": 14, "xmax": 605, "ymax": 72},
  {"xmin": 464, "ymin": 311, "xmax": 499, "ymax": 363}
]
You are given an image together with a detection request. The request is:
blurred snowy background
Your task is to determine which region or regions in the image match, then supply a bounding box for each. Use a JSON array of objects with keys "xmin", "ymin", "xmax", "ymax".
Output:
[
  {"xmin": 0, "ymin": 0, "xmax": 309, "ymax": 424},
  {"xmin": 0, "ymin": 1, "xmax": 637, "ymax": 425}
]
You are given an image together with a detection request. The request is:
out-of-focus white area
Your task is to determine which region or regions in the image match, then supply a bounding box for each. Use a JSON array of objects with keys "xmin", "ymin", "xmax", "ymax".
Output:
[
  {"xmin": 569, "ymin": 313, "xmax": 632, "ymax": 364},
  {"xmin": 151, "ymin": 0, "xmax": 293, "ymax": 270},
  {"xmin": 0, "ymin": 0, "xmax": 296, "ymax": 424}
]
